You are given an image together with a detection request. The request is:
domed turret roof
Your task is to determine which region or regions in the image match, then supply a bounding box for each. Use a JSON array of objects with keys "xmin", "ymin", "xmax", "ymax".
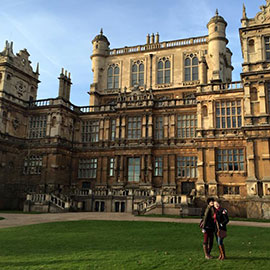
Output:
[
  {"xmin": 207, "ymin": 9, "xmax": 227, "ymax": 27},
  {"xmin": 92, "ymin": 29, "xmax": 110, "ymax": 45}
]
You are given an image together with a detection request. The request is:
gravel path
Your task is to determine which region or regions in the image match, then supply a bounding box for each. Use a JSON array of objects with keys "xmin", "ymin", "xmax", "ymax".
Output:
[{"xmin": 0, "ymin": 213, "xmax": 269, "ymax": 229}]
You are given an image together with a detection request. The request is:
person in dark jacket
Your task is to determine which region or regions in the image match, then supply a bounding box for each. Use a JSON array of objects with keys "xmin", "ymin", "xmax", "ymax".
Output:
[
  {"xmin": 201, "ymin": 197, "xmax": 215, "ymax": 259},
  {"xmin": 214, "ymin": 200, "xmax": 229, "ymax": 260}
]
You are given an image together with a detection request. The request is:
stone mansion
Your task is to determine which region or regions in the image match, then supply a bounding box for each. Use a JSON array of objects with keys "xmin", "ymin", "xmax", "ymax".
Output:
[{"xmin": 1, "ymin": 1, "xmax": 270, "ymax": 218}]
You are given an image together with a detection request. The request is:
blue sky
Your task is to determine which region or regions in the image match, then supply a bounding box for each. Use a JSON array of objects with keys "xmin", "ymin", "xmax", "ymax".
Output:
[{"xmin": 0, "ymin": 0, "xmax": 263, "ymax": 106}]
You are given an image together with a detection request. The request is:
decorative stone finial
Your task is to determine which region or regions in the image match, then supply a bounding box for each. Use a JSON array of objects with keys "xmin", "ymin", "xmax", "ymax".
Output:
[
  {"xmin": 242, "ymin": 3, "xmax": 247, "ymax": 19},
  {"xmin": 100, "ymin": 28, "xmax": 103, "ymax": 35},
  {"xmin": 36, "ymin": 62, "xmax": 39, "ymax": 74},
  {"xmin": 216, "ymin": 9, "xmax": 219, "ymax": 16}
]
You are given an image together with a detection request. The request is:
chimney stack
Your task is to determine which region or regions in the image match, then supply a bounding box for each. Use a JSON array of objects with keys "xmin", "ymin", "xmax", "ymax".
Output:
[
  {"xmin": 151, "ymin": 33, "xmax": 155, "ymax": 44},
  {"xmin": 58, "ymin": 68, "xmax": 72, "ymax": 101},
  {"xmin": 155, "ymin": 32, "xmax": 160, "ymax": 43},
  {"xmin": 146, "ymin": 34, "xmax": 150, "ymax": 44}
]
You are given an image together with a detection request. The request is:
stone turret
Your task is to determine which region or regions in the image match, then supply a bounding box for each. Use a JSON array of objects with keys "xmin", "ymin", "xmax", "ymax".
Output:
[
  {"xmin": 207, "ymin": 10, "xmax": 230, "ymax": 83},
  {"xmin": 91, "ymin": 29, "xmax": 110, "ymax": 85},
  {"xmin": 90, "ymin": 29, "xmax": 110, "ymax": 106}
]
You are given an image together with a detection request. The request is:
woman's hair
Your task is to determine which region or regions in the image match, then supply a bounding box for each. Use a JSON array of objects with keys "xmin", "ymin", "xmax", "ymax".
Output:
[{"xmin": 207, "ymin": 197, "xmax": 214, "ymax": 204}]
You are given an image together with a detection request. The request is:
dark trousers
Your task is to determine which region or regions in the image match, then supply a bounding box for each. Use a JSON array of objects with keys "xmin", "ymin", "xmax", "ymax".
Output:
[{"xmin": 203, "ymin": 229, "xmax": 214, "ymax": 252}]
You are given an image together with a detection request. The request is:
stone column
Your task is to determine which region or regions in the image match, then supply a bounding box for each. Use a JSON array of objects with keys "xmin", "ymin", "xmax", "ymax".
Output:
[
  {"xmin": 148, "ymin": 114, "xmax": 153, "ymax": 139},
  {"xmin": 246, "ymin": 139, "xmax": 258, "ymax": 197},
  {"xmin": 116, "ymin": 116, "xmax": 121, "ymax": 140},
  {"xmin": 99, "ymin": 119, "xmax": 104, "ymax": 142},
  {"xmin": 97, "ymin": 157, "xmax": 103, "ymax": 185},
  {"xmin": 259, "ymin": 139, "xmax": 270, "ymax": 197},
  {"xmin": 164, "ymin": 115, "xmax": 169, "ymax": 143},
  {"xmin": 242, "ymin": 37, "xmax": 248, "ymax": 63},
  {"xmin": 258, "ymin": 35, "xmax": 264, "ymax": 62},
  {"xmin": 169, "ymin": 114, "xmax": 175, "ymax": 144},
  {"xmin": 56, "ymin": 113, "xmax": 62, "ymax": 137},
  {"xmin": 115, "ymin": 156, "xmax": 120, "ymax": 181},
  {"xmin": 199, "ymin": 56, "xmax": 207, "ymax": 84},
  {"xmin": 147, "ymin": 154, "xmax": 152, "ymax": 184},
  {"xmin": 163, "ymin": 155, "xmax": 169, "ymax": 185},
  {"xmin": 104, "ymin": 118, "xmax": 110, "ymax": 142},
  {"xmin": 141, "ymin": 155, "xmax": 145, "ymax": 183},
  {"xmin": 168, "ymin": 154, "xmax": 176, "ymax": 185},
  {"xmin": 121, "ymin": 116, "xmax": 126, "ymax": 140},
  {"xmin": 206, "ymin": 148, "xmax": 217, "ymax": 197},
  {"xmin": 119, "ymin": 156, "xmax": 124, "ymax": 182},
  {"xmin": 102, "ymin": 157, "xmax": 108, "ymax": 185},
  {"xmin": 46, "ymin": 113, "xmax": 52, "ymax": 137},
  {"xmin": 258, "ymin": 81, "xmax": 268, "ymax": 124},
  {"xmin": 142, "ymin": 114, "xmax": 147, "ymax": 142},
  {"xmin": 196, "ymin": 148, "xmax": 205, "ymax": 197},
  {"xmin": 243, "ymin": 82, "xmax": 252, "ymax": 125},
  {"xmin": 208, "ymin": 100, "xmax": 214, "ymax": 129}
]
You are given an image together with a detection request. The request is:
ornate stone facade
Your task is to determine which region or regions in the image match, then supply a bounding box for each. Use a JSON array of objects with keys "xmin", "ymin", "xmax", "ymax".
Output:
[{"xmin": 1, "ymin": 2, "xmax": 270, "ymax": 218}]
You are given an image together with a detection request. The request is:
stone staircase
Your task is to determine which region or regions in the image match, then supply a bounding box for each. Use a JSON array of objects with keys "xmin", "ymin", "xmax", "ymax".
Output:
[
  {"xmin": 24, "ymin": 193, "xmax": 71, "ymax": 213},
  {"xmin": 133, "ymin": 197, "xmax": 157, "ymax": 215}
]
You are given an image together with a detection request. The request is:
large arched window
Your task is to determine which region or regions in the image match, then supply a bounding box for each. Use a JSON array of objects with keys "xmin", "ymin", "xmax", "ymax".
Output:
[
  {"xmin": 157, "ymin": 58, "xmax": 170, "ymax": 84},
  {"xmin": 132, "ymin": 62, "xmax": 144, "ymax": 86},
  {"xmin": 107, "ymin": 65, "xmax": 119, "ymax": 89},
  {"xmin": 184, "ymin": 55, "xmax": 198, "ymax": 81}
]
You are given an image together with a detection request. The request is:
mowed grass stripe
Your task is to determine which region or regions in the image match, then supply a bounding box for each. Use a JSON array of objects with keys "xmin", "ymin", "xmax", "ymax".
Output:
[{"xmin": 0, "ymin": 220, "xmax": 269, "ymax": 270}]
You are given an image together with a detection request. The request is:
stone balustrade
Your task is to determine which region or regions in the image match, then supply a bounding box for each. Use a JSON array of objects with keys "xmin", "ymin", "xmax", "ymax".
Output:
[{"xmin": 109, "ymin": 35, "xmax": 208, "ymax": 56}]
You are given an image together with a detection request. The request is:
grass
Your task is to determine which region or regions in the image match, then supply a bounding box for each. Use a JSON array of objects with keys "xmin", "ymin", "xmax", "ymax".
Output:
[
  {"xmin": 0, "ymin": 217, "xmax": 4, "ymax": 220},
  {"xmin": 0, "ymin": 220, "xmax": 269, "ymax": 270},
  {"xmin": 142, "ymin": 214, "xmax": 270, "ymax": 223}
]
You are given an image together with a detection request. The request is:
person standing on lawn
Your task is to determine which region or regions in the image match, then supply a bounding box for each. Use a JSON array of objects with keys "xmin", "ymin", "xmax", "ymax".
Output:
[
  {"xmin": 201, "ymin": 197, "xmax": 215, "ymax": 259},
  {"xmin": 214, "ymin": 200, "xmax": 229, "ymax": 260}
]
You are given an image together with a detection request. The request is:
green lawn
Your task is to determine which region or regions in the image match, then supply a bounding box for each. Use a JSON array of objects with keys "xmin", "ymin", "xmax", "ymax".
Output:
[
  {"xmin": 0, "ymin": 220, "xmax": 269, "ymax": 270},
  {"xmin": 143, "ymin": 214, "xmax": 270, "ymax": 223}
]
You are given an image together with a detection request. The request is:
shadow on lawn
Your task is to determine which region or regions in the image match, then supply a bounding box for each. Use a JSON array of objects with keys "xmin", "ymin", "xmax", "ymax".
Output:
[
  {"xmin": 0, "ymin": 259, "xmax": 93, "ymax": 268},
  {"xmin": 227, "ymin": 256, "xmax": 269, "ymax": 261}
]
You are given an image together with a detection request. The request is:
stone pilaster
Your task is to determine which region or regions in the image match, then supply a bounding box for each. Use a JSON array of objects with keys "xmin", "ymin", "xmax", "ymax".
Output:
[
  {"xmin": 140, "ymin": 155, "xmax": 145, "ymax": 183},
  {"xmin": 163, "ymin": 155, "xmax": 169, "ymax": 185},
  {"xmin": 246, "ymin": 139, "xmax": 259, "ymax": 197},
  {"xmin": 206, "ymin": 148, "xmax": 217, "ymax": 197},
  {"xmin": 168, "ymin": 154, "xmax": 176, "ymax": 185},
  {"xmin": 196, "ymin": 148, "xmax": 205, "ymax": 197}
]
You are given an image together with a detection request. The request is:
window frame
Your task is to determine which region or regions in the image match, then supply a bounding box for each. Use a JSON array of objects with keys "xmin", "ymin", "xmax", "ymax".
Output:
[
  {"xmin": 81, "ymin": 120, "xmax": 100, "ymax": 143},
  {"xmin": 157, "ymin": 58, "xmax": 171, "ymax": 85},
  {"xmin": 154, "ymin": 116, "xmax": 164, "ymax": 140},
  {"xmin": 184, "ymin": 55, "xmax": 199, "ymax": 82},
  {"xmin": 131, "ymin": 61, "xmax": 144, "ymax": 87},
  {"xmin": 176, "ymin": 156, "xmax": 197, "ymax": 179},
  {"xmin": 23, "ymin": 155, "xmax": 43, "ymax": 175},
  {"xmin": 215, "ymin": 100, "xmax": 242, "ymax": 129},
  {"xmin": 128, "ymin": 157, "xmax": 141, "ymax": 182},
  {"xmin": 107, "ymin": 65, "xmax": 120, "ymax": 89},
  {"xmin": 28, "ymin": 115, "xmax": 47, "ymax": 139},
  {"xmin": 110, "ymin": 119, "xmax": 116, "ymax": 141},
  {"xmin": 109, "ymin": 157, "xmax": 115, "ymax": 177},
  {"xmin": 78, "ymin": 158, "xmax": 98, "ymax": 179},
  {"xmin": 154, "ymin": 156, "xmax": 163, "ymax": 177},
  {"xmin": 127, "ymin": 116, "xmax": 142, "ymax": 139},
  {"xmin": 177, "ymin": 114, "xmax": 197, "ymax": 138},
  {"xmin": 265, "ymin": 36, "xmax": 270, "ymax": 61},
  {"xmin": 223, "ymin": 185, "xmax": 240, "ymax": 195},
  {"xmin": 216, "ymin": 149, "xmax": 245, "ymax": 172}
]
